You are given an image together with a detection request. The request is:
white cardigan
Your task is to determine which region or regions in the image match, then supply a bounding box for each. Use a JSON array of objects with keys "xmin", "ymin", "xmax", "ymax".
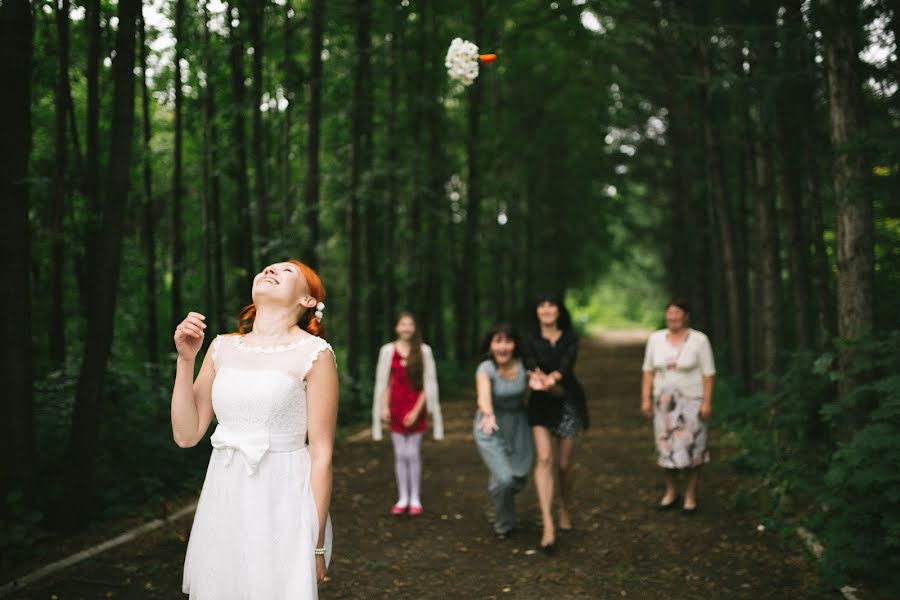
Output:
[{"xmin": 371, "ymin": 342, "xmax": 444, "ymax": 441}]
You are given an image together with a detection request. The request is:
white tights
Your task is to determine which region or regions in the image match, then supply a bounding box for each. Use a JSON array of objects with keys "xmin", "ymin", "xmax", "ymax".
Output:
[{"xmin": 391, "ymin": 432, "xmax": 423, "ymax": 507}]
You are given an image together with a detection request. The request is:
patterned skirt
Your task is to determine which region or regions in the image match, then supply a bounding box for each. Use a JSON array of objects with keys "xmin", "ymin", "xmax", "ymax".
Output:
[{"xmin": 652, "ymin": 385, "xmax": 709, "ymax": 469}]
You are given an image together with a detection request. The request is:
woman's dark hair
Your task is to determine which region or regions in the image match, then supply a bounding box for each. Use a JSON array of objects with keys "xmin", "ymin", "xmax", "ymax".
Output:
[
  {"xmin": 397, "ymin": 312, "xmax": 424, "ymax": 391},
  {"xmin": 479, "ymin": 323, "xmax": 521, "ymax": 363},
  {"xmin": 666, "ymin": 297, "xmax": 691, "ymax": 314},
  {"xmin": 529, "ymin": 292, "xmax": 573, "ymax": 332}
]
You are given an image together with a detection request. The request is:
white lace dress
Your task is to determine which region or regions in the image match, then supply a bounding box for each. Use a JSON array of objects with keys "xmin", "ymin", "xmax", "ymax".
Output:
[{"xmin": 182, "ymin": 333, "xmax": 335, "ymax": 600}]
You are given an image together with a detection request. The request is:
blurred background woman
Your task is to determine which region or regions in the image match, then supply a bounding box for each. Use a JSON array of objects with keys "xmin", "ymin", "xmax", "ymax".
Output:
[{"xmin": 640, "ymin": 299, "xmax": 715, "ymax": 514}]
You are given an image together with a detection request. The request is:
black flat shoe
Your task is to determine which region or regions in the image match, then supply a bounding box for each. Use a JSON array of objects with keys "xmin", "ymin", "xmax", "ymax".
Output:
[
  {"xmin": 681, "ymin": 505, "xmax": 699, "ymax": 516},
  {"xmin": 540, "ymin": 541, "xmax": 556, "ymax": 555},
  {"xmin": 656, "ymin": 495, "xmax": 682, "ymax": 512},
  {"xmin": 494, "ymin": 528, "xmax": 512, "ymax": 540}
]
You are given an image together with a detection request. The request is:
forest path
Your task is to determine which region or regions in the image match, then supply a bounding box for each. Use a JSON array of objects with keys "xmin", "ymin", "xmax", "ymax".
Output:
[{"xmin": 10, "ymin": 333, "xmax": 829, "ymax": 599}]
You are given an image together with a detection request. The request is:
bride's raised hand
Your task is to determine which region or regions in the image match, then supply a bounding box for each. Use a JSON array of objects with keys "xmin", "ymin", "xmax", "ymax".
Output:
[{"xmin": 174, "ymin": 311, "xmax": 206, "ymax": 360}]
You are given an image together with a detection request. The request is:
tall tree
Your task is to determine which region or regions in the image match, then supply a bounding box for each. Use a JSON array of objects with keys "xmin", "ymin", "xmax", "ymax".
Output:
[
  {"xmin": 748, "ymin": 4, "xmax": 782, "ymax": 382},
  {"xmin": 0, "ymin": 0, "xmax": 36, "ymax": 506},
  {"xmin": 50, "ymin": 0, "xmax": 72, "ymax": 366},
  {"xmin": 171, "ymin": 0, "xmax": 186, "ymax": 331},
  {"xmin": 66, "ymin": 0, "xmax": 141, "ymax": 513},
  {"xmin": 139, "ymin": 9, "xmax": 159, "ymax": 362},
  {"xmin": 279, "ymin": 1, "xmax": 296, "ymax": 246},
  {"xmin": 384, "ymin": 0, "xmax": 402, "ymax": 335},
  {"xmin": 822, "ymin": 0, "xmax": 875, "ymax": 342},
  {"xmin": 692, "ymin": 0, "xmax": 747, "ymax": 379},
  {"xmin": 201, "ymin": 0, "xmax": 224, "ymax": 334},
  {"xmin": 228, "ymin": 1, "xmax": 254, "ymax": 286},
  {"xmin": 304, "ymin": 0, "xmax": 324, "ymax": 268},
  {"xmin": 456, "ymin": 0, "xmax": 485, "ymax": 360},
  {"xmin": 776, "ymin": 0, "xmax": 813, "ymax": 350},
  {"xmin": 347, "ymin": 0, "xmax": 373, "ymax": 412},
  {"xmin": 80, "ymin": 0, "xmax": 102, "ymax": 317},
  {"xmin": 248, "ymin": 0, "xmax": 269, "ymax": 255}
]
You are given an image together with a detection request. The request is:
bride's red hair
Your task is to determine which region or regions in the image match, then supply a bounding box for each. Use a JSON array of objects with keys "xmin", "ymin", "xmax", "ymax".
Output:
[{"xmin": 236, "ymin": 259, "xmax": 327, "ymax": 338}]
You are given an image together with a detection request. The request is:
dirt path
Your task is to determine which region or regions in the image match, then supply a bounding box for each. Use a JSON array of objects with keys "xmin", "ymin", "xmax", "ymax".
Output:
[{"xmin": 8, "ymin": 334, "xmax": 829, "ymax": 599}]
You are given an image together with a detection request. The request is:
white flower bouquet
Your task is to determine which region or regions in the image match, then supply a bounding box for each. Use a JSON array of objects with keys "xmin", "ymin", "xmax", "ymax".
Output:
[{"xmin": 445, "ymin": 37, "xmax": 496, "ymax": 86}]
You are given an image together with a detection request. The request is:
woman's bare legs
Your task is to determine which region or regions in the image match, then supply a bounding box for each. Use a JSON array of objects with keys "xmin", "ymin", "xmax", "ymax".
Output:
[
  {"xmin": 683, "ymin": 467, "xmax": 700, "ymax": 509},
  {"xmin": 661, "ymin": 469, "xmax": 677, "ymax": 505},
  {"xmin": 557, "ymin": 436, "xmax": 576, "ymax": 529},
  {"xmin": 532, "ymin": 426, "xmax": 556, "ymax": 546}
]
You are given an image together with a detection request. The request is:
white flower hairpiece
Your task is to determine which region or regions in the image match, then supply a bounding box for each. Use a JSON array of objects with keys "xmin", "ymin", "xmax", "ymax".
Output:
[
  {"xmin": 315, "ymin": 301, "xmax": 325, "ymax": 321},
  {"xmin": 445, "ymin": 37, "xmax": 497, "ymax": 86}
]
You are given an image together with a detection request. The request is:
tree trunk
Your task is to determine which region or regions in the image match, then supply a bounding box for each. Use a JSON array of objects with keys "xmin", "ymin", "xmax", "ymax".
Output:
[
  {"xmin": 422, "ymin": 1, "xmax": 447, "ymax": 355},
  {"xmin": 304, "ymin": 0, "xmax": 324, "ymax": 268},
  {"xmin": 50, "ymin": 0, "xmax": 71, "ymax": 366},
  {"xmin": 0, "ymin": 0, "xmax": 36, "ymax": 508},
  {"xmin": 67, "ymin": 0, "xmax": 141, "ymax": 515},
  {"xmin": 750, "ymin": 127, "xmax": 782, "ymax": 383},
  {"xmin": 384, "ymin": 0, "xmax": 402, "ymax": 337},
  {"xmin": 359, "ymin": 0, "xmax": 380, "ymax": 366},
  {"xmin": 248, "ymin": 0, "xmax": 269, "ymax": 257},
  {"xmin": 171, "ymin": 0, "xmax": 185, "ymax": 332},
  {"xmin": 347, "ymin": 0, "xmax": 373, "ymax": 413},
  {"xmin": 456, "ymin": 0, "xmax": 484, "ymax": 361},
  {"xmin": 822, "ymin": 0, "xmax": 874, "ymax": 342},
  {"xmin": 78, "ymin": 0, "xmax": 102, "ymax": 318},
  {"xmin": 229, "ymin": 1, "xmax": 254, "ymax": 288},
  {"xmin": 776, "ymin": 0, "xmax": 812, "ymax": 351},
  {"xmin": 139, "ymin": 10, "xmax": 159, "ymax": 362},
  {"xmin": 280, "ymin": 2, "xmax": 295, "ymax": 251},
  {"xmin": 694, "ymin": 7, "xmax": 747, "ymax": 379}
]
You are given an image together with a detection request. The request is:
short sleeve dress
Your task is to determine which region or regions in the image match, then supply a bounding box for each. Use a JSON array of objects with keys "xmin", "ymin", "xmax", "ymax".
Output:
[{"xmin": 182, "ymin": 333, "xmax": 335, "ymax": 600}]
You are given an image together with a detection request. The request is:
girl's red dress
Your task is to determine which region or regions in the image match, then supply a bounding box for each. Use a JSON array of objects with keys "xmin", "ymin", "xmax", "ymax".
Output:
[{"xmin": 389, "ymin": 349, "xmax": 427, "ymax": 434}]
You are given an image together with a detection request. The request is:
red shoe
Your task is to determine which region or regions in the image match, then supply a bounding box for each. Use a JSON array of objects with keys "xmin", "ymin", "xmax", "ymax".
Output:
[
  {"xmin": 390, "ymin": 503, "xmax": 407, "ymax": 516},
  {"xmin": 408, "ymin": 505, "xmax": 423, "ymax": 516}
]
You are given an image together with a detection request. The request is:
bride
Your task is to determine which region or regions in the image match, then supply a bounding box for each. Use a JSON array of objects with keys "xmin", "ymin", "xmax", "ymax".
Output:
[{"xmin": 171, "ymin": 259, "xmax": 339, "ymax": 599}]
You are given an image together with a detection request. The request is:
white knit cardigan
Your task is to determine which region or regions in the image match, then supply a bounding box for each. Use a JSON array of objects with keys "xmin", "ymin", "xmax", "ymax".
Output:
[{"xmin": 371, "ymin": 342, "xmax": 444, "ymax": 441}]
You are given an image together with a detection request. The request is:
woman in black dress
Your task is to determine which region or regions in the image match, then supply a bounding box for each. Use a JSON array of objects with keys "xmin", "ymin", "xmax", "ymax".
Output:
[{"xmin": 522, "ymin": 294, "xmax": 589, "ymax": 553}]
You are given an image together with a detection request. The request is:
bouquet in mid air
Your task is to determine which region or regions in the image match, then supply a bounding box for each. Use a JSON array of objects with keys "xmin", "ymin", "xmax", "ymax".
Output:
[{"xmin": 445, "ymin": 37, "xmax": 497, "ymax": 86}]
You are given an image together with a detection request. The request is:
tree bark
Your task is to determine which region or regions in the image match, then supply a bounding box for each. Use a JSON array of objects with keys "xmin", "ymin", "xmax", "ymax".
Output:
[
  {"xmin": 50, "ymin": 0, "xmax": 71, "ymax": 366},
  {"xmin": 822, "ymin": 0, "xmax": 875, "ymax": 342},
  {"xmin": 385, "ymin": 0, "xmax": 402, "ymax": 337},
  {"xmin": 139, "ymin": 10, "xmax": 159, "ymax": 362},
  {"xmin": 229, "ymin": 1, "xmax": 254, "ymax": 288},
  {"xmin": 347, "ymin": 0, "xmax": 373, "ymax": 413},
  {"xmin": 693, "ymin": 5, "xmax": 747, "ymax": 379},
  {"xmin": 776, "ymin": 0, "xmax": 812, "ymax": 350},
  {"xmin": 456, "ymin": 0, "xmax": 484, "ymax": 361},
  {"xmin": 171, "ymin": 0, "xmax": 185, "ymax": 332},
  {"xmin": 78, "ymin": 0, "xmax": 102, "ymax": 317},
  {"xmin": 67, "ymin": 0, "xmax": 141, "ymax": 514},
  {"xmin": 0, "ymin": 0, "xmax": 36, "ymax": 507},
  {"xmin": 248, "ymin": 0, "xmax": 269, "ymax": 257},
  {"xmin": 750, "ymin": 126, "xmax": 782, "ymax": 382},
  {"xmin": 304, "ymin": 0, "xmax": 324, "ymax": 268}
]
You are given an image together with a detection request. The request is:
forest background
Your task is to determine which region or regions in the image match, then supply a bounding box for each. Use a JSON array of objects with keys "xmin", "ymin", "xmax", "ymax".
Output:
[{"xmin": 1, "ymin": 0, "xmax": 899, "ymax": 594}]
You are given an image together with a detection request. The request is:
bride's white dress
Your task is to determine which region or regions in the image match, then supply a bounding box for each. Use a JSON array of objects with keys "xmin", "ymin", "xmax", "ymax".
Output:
[{"xmin": 182, "ymin": 333, "xmax": 335, "ymax": 600}]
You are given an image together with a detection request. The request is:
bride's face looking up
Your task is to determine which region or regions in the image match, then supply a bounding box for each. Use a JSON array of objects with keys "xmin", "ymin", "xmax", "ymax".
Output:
[{"xmin": 252, "ymin": 262, "xmax": 315, "ymax": 315}]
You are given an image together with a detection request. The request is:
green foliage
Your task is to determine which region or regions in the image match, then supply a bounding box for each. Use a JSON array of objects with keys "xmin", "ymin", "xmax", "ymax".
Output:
[{"xmin": 716, "ymin": 332, "xmax": 900, "ymax": 592}]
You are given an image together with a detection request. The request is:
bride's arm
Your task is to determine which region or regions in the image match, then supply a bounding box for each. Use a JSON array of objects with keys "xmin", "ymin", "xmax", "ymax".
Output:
[
  {"xmin": 171, "ymin": 325, "xmax": 216, "ymax": 448},
  {"xmin": 306, "ymin": 348, "xmax": 339, "ymax": 582}
]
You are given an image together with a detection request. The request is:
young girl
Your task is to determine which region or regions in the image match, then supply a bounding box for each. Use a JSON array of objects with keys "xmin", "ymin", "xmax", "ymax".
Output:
[
  {"xmin": 372, "ymin": 313, "xmax": 443, "ymax": 515},
  {"xmin": 173, "ymin": 260, "xmax": 338, "ymax": 599}
]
